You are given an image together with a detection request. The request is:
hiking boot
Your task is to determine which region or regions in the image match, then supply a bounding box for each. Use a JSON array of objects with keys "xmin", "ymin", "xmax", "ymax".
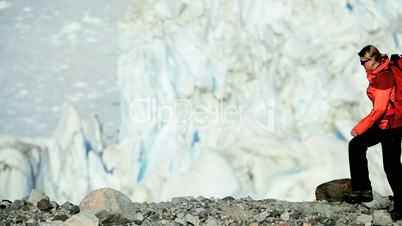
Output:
[
  {"xmin": 390, "ymin": 209, "xmax": 402, "ymax": 221},
  {"xmin": 345, "ymin": 189, "xmax": 373, "ymax": 204}
]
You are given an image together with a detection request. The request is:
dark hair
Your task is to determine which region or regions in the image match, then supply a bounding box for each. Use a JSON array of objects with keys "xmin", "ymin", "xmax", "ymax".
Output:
[{"xmin": 358, "ymin": 45, "xmax": 388, "ymax": 64}]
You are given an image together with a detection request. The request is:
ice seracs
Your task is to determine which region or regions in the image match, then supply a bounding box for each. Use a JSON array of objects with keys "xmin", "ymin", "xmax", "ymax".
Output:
[{"xmin": 1, "ymin": 0, "xmax": 402, "ymax": 202}]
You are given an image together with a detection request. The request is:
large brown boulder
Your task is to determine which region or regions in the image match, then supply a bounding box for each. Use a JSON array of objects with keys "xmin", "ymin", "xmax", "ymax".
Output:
[
  {"xmin": 79, "ymin": 188, "xmax": 137, "ymax": 224},
  {"xmin": 315, "ymin": 178, "xmax": 352, "ymax": 202}
]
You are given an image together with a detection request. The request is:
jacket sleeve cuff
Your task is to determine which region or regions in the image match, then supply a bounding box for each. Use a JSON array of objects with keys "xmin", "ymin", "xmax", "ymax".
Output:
[{"xmin": 352, "ymin": 126, "xmax": 363, "ymax": 136}]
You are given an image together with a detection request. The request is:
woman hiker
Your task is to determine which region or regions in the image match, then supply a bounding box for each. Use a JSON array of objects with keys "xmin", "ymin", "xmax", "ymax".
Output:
[{"xmin": 346, "ymin": 45, "xmax": 402, "ymax": 221}]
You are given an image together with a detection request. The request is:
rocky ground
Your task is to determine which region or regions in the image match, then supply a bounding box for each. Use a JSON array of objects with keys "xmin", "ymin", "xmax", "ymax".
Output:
[
  {"xmin": 1, "ymin": 187, "xmax": 402, "ymax": 226},
  {"xmin": 0, "ymin": 199, "xmax": 79, "ymax": 225},
  {"xmin": 127, "ymin": 196, "xmax": 401, "ymax": 226}
]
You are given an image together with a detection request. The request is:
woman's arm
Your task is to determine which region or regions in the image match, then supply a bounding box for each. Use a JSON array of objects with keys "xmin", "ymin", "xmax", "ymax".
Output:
[{"xmin": 352, "ymin": 73, "xmax": 394, "ymax": 135}]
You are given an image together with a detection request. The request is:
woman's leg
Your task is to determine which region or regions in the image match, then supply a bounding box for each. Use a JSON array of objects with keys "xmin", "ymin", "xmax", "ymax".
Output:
[
  {"xmin": 348, "ymin": 126, "xmax": 382, "ymax": 191},
  {"xmin": 381, "ymin": 128, "xmax": 402, "ymax": 213}
]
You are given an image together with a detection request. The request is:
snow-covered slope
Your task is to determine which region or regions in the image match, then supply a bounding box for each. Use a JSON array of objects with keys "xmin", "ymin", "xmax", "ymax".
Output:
[{"xmin": 1, "ymin": 0, "xmax": 402, "ymax": 203}]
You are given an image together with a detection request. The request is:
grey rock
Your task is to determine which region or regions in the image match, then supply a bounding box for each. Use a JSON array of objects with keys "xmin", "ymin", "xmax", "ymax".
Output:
[
  {"xmin": 61, "ymin": 211, "xmax": 99, "ymax": 226},
  {"xmin": 164, "ymin": 221, "xmax": 181, "ymax": 226},
  {"xmin": 61, "ymin": 202, "xmax": 79, "ymax": 214},
  {"xmin": 195, "ymin": 196, "xmax": 209, "ymax": 202},
  {"xmin": 222, "ymin": 196, "xmax": 235, "ymax": 202},
  {"xmin": 38, "ymin": 199, "xmax": 53, "ymax": 211},
  {"xmin": 203, "ymin": 217, "xmax": 220, "ymax": 226},
  {"xmin": 171, "ymin": 197, "xmax": 190, "ymax": 205},
  {"xmin": 194, "ymin": 207, "xmax": 206, "ymax": 215},
  {"xmin": 53, "ymin": 214, "xmax": 70, "ymax": 222},
  {"xmin": 28, "ymin": 189, "xmax": 50, "ymax": 206},
  {"xmin": 356, "ymin": 214, "xmax": 373, "ymax": 224},
  {"xmin": 221, "ymin": 204, "xmax": 252, "ymax": 221},
  {"xmin": 10, "ymin": 199, "xmax": 25, "ymax": 210},
  {"xmin": 168, "ymin": 223, "xmax": 182, "ymax": 226},
  {"xmin": 362, "ymin": 192, "xmax": 391, "ymax": 210},
  {"xmin": 174, "ymin": 217, "xmax": 187, "ymax": 225},
  {"xmin": 39, "ymin": 221, "xmax": 63, "ymax": 226},
  {"xmin": 185, "ymin": 214, "xmax": 200, "ymax": 226},
  {"xmin": 56, "ymin": 208, "xmax": 71, "ymax": 216},
  {"xmin": 372, "ymin": 210, "xmax": 393, "ymax": 226},
  {"xmin": 267, "ymin": 208, "xmax": 282, "ymax": 217},
  {"xmin": 183, "ymin": 196, "xmax": 195, "ymax": 201},
  {"xmin": 306, "ymin": 218, "xmax": 319, "ymax": 225},
  {"xmin": 255, "ymin": 212, "xmax": 269, "ymax": 223},
  {"xmin": 357, "ymin": 206, "xmax": 370, "ymax": 215},
  {"xmin": 26, "ymin": 219, "xmax": 36, "ymax": 224},
  {"xmin": 133, "ymin": 212, "xmax": 145, "ymax": 224},
  {"xmin": 280, "ymin": 210, "xmax": 290, "ymax": 221},
  {"xmin": 50, "ymin": 201, "xmax": 59, "ymax": 210},
  {"xmin": 241, "ymin": 196, "xmax": 254, "ymax": 201},
  {"xmin": 141, "ymin": 218, "xmax": 154, "ymax": 226},
  {"xmin": 176, "ymin": 212, "xmax": 185, "ymax": 219},
  {"xmin": 320, "ymin": 217, "xmax": 336, "ymax": 225},
  {"xmin": 0, "ymin": 200, "xmax": 11, "ymax": 209}
]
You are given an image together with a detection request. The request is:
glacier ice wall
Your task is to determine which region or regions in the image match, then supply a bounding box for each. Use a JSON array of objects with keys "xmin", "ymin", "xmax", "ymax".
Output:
[
  {"xmin": 1, "ymin": 0, "xmax": 402, "ymax": 203},
  {"xmin": 115, "ymin": 0, "xmax": 402, "ymax": 201},
  {"xmin": 0, "ymin": 103, "xmax": 118, "ymax": 203}
]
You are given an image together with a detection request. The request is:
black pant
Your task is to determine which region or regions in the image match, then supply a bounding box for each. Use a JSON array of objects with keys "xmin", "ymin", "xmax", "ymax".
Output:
[{"xmin": 349, "ymin": 126, "xmax": 402, "ymax": 210}]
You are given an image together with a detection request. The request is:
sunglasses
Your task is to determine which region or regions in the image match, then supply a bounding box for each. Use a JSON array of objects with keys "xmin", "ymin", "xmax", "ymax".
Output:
[{"xmin": 360, "ymin": 59, "xmax": 370, "ymax": 65}]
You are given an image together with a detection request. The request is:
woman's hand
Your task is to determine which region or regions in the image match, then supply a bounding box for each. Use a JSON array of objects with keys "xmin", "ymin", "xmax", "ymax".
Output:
[{"xmin": 350, "ymin": 129, "xmax": 357, "ymax": 137}]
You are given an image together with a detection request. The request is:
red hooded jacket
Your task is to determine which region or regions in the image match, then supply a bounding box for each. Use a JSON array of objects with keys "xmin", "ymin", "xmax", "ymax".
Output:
[{"xmin": 352, "ymin": 58, "xmax": 402, "ymax": 135}]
